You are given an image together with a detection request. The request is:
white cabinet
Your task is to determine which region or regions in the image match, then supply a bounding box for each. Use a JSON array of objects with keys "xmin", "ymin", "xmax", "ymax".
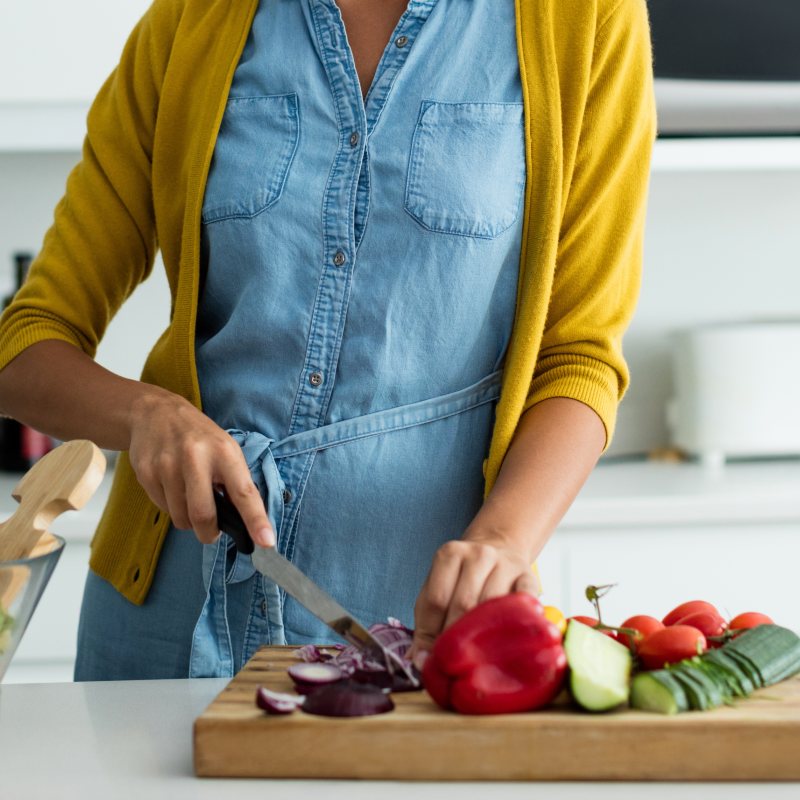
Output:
[{"xmin": 556, "ymin": 523, "xmax": 799, "ymax": 626}]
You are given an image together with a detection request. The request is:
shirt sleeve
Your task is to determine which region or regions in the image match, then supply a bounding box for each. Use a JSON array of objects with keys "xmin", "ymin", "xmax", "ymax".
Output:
[
  {"xmin": 522, "ymin": 0, "xmax": 657, "ymax": 451},
  {"xmin": 0, "ymin": 0, "xmax": 179, "ymax": 370}
]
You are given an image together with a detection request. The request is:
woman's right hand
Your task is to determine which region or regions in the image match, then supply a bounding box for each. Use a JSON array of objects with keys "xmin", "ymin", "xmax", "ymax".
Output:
[{"xmin": 128, "ymin": 388, "xmax": 275, "ymax": 547}]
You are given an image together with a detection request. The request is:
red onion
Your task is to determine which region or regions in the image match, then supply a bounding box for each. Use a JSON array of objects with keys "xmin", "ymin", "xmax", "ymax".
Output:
[
  {"xmin": 301, "ymin": 680, "xmax": 395, "ymax": 717},
  {"xmin": 293, "ymin": 618, "xmax": 421, "ymax": 694},
  {"xmin": 287, "ymin": 662, "xmax": 344, "ymax": 685},
  {"xmin": 256, "ymin": 686, "xmax": 305, "ymax": 715}
]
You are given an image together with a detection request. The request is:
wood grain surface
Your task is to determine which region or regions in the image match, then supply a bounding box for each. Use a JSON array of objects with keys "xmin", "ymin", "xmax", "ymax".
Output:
[{"xmin": 193, "ymin": 645, "xmax": 800, "ymax": 781}]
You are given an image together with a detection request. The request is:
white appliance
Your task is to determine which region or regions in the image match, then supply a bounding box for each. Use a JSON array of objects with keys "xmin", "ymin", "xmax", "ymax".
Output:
[{"xmin": 667, "ymin": 321, "xmax": 800, "ymax": 466}]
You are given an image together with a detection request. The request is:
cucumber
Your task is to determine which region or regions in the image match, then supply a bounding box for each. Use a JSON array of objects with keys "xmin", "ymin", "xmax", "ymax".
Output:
[
  {"xmin": 670, "ymin": 662, "xmax": 723, "ymax": 710},
  {"xmin": 630, "ymin": 624, "xmax": 800, "ymax": 715},
  {"xmin": 695, "ymin": 657, "xmax": 747, "ymax": 698},
  {"xmin": 564, "ymin": 620, "xmax": 632, "ymax": 712},
  {"xmin": 702, "ymin": 649, "xmax": 756, "ymax": 696},
  {"xmin": 725, "ymin": 625, "xmax": 800, "ymax": 686},
  {"xmin": 630, "ymin": 671, "xmax": 688, "ymax": 715}
]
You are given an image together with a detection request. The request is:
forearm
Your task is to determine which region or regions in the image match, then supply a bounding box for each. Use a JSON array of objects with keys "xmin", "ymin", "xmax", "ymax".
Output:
[
  {"xmin": 464, "ymin": 397, "xmax": 606, "ymax": 562},
  {"xmin": 0, "ymin": 340, "xmax": 176, "ymax": 451}
]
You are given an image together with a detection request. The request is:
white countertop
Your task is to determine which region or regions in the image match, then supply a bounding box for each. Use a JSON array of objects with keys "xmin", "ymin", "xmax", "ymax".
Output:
[
  {"xmin": 2, "ymin": 457, "xmax": 798, "ymax": 543},
  {"xmin": 0, "ymin": 678, "xmax": 798, "ymax": 799}
]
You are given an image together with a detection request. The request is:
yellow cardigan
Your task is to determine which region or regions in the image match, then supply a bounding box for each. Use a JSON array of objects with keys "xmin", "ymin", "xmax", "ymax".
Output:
[{"xmin": 0, "ymin": 0, "xmax": 655, "ymax": 605}]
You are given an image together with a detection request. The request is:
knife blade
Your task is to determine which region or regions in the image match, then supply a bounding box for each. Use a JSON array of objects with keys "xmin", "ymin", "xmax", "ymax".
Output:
[{"xmin": 212, "ymin": 487, "xmax": 417, "ymax": 683}]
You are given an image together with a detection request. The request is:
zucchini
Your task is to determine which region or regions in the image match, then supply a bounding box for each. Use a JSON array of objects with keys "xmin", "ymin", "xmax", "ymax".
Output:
[
  {"xmin": 724, "ymin": 625, "xmax": 800, "ymax": 686},
  {"xmin": 702, "ymin": 649, "xmax": 756, "ymax": 696},
  {"xmin": 564, "ymin": 620, "xmax": 632, "ymax": 712},
  {"xmin": 631, "ymin": 625, "xmax": 800, "ymax": 715},
  {"xmin": 670, "ymin": 662, "xmax": 724, "ymax": 710},
  {"xmin": 695, "ymin": 656, "xmax": 748, "ymax": 698},
  {"xmin": 630, "ymin": 670, "xmax": 688, "ymax": 715}
]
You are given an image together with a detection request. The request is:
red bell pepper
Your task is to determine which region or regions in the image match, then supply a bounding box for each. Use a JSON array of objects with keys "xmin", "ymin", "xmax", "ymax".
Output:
[{"xmin": 422, "ymin": 592, "xmax": 566, "ymax": 715}]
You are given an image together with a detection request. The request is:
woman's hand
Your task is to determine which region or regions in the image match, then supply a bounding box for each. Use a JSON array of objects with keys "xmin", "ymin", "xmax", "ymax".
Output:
[
  {"xmin": 407, "ymin": 530, "xmax": 540, "ymax": 668},
  {"xmin": 128, "ymin": 388, "xmax": 275, "ymax": 547}
]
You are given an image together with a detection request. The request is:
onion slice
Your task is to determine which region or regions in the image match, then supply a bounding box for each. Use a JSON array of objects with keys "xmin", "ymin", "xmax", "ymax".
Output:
[
  {"xmin": 287, "ymin": 662, "xmax": 345, "ymax": 685},
  {"xmin": 301, "ymin": 680, "xmax": 395, "ymax": 717},
  {"xmin": 256, "ymin": 686, "xmax": 305, "ymax": 715}
]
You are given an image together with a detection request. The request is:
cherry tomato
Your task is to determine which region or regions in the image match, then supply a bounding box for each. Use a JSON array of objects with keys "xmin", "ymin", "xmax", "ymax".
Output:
[
  {"xmin": 638, "ymin": 625, "xmax": 707, "ymax": 670},
  {"xmin": 568, "ymin": 615, "xmax": 617, "ymax": 640},
  {"xmin": 674, "ymin": 610, "xmax": 727, "ymax": 641},
  {"xmin": 617, "ymin": 615, "xmax": 664, "ymax": 650},
  {"xmin": 729, "ymin": 612, "xmax": 774, "ymax": 631},
  {"xmin": 662, "ymin": 600, "xmax": 719, "ymax": 627}
]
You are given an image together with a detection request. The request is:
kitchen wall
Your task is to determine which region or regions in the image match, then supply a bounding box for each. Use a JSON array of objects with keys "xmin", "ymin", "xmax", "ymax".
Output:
[{"xmin": 0, "ymin": 152, "xmax": 169, "ymax": 381}]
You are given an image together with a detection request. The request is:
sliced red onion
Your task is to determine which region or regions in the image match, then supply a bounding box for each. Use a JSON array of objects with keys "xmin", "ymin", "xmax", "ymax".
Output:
[
  {"xmin": 256, "ymin": 686, "xmax": 305, "ymax": 715},
  {"xmin": 301, "ymin": 679, "xmax": 395, "ymax": 717},
  {"xmin": 293, "ymin": 618, "xmax": 420, "ymax": 692},
  {"xmin": 294, "ymin": 644, "xmax": 335, "ymax": 663},
  {"xmin": 287, "ymin": 662, "xmax": 344, "ymax": 685}
]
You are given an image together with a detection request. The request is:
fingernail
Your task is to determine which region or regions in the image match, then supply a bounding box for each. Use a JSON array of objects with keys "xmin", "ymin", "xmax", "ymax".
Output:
[
  {"xmin": 412, "ymin": 650, "xmax": 429, "ymax": 671},
  {"xmin": 256, "ymin": 527, "xmax": 275, "ymax": 547}
]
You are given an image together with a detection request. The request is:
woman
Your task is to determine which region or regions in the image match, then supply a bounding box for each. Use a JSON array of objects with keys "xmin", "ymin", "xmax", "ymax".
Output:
[{"xmin": 0, "ymin": 0, "xmax": 655, "ymax": 679}]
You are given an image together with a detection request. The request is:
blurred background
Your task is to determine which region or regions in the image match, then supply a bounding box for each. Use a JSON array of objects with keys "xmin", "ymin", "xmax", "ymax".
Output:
[{"xmin": 0, "ymin": 0, "xmax": 798, "ymax": 682}]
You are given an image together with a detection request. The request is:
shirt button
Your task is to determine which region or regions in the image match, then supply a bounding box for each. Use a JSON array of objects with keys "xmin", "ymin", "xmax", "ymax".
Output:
[
  {"xmin": 395, "ymin": 35, "xmax": 408, "ymax": 48},
  {"xmin": 309, "ymin": 371, "xmax": 324, "ymax": 387},
  {"xmin": 333, "ymin": 250, "xmax": 346, "ymax": 267},
  {"xmin": 261, "ymin": 599, "xmax": 267, "ymax": 616},
  {"xmin": 282, "ymin": 488, "xmax": 292, "ymax": 504},
  {"xmin": 349, "ymin": 131, "xmax": 360, "ymax": 147}
]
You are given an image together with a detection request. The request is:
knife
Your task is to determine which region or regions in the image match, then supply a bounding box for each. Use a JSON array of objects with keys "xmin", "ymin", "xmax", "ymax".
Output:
[{"xmin": 212, "ymin": 487, "xmax": 417, "ymax": 683}]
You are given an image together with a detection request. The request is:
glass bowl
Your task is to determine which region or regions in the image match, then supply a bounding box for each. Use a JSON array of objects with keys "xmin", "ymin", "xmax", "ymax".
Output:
[{"xmin": 0, "ymin": 534, "xmax": 65, "ymax": 682}]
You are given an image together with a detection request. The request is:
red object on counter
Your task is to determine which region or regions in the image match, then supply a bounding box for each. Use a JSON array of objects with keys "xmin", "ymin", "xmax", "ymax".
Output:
[
  {"xmin": 617, "ymin": 614, "xmax": 664, "ymax": 650},
  {"xmin": 638, "ymin": 625, "xmax": 708, "ymax": 670},
  {"xmin": 422, "ymin": 593, "xmax": 566, "ymax": 715},
  {"xmin": 20, "ymin": 427, "xmax": 53, "ymax": 463},
  {"xmin": 729, "ymin": 612, "xmax": 774, "ymax": 631},
  {"xmin": 673, "ymin": 610, "xmax": 727, "ymax": 641},
  {"xmin": 662, "ymin": 600, "xmax": 719, "ymax": 627},
  {"xmin": 568, "ymin": 615, "xmax": 618, "ymax": 640}
]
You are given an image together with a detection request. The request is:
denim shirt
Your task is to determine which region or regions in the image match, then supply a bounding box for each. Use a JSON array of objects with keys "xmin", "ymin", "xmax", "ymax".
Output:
[{"xmin": 190, "ymin": 0, "xmax": 525, "ymax": 676}]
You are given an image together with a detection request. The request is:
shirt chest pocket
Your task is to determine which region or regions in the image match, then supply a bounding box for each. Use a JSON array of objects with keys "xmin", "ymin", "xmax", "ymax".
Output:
[
  {"xmin": 202, "ymin": 93, "xmax": 300, "ymax": 224},
  {"xmin": 404, "ymin": 101, "xmax": 526, "ymax": 240}
]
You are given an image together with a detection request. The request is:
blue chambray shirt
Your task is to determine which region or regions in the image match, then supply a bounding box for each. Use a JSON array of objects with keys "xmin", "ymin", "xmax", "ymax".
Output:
[{"xmin": 189, "ymin": 0, "xmax": 526, "ymax": 675}]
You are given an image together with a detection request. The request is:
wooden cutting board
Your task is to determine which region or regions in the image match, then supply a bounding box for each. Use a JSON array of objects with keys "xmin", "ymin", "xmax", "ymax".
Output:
[{"xmin": 193, "ymin": 645, "xmax": 800, "ymax": 781}]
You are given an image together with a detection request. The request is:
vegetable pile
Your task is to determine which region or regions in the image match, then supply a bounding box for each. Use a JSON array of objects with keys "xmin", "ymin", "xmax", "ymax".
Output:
[
  {"xmin": 561, "ymin": 590, "xmax": 800, "ymax": 715},
  {"xmin": 253, "ymin": 589, "xmax": 800, "ymax": 720}
]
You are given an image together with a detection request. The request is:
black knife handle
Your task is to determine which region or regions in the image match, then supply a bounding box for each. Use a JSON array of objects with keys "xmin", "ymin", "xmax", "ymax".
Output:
[{"xmin": 213, "ymin": 487, "xmax": 255, "ymax": 555}]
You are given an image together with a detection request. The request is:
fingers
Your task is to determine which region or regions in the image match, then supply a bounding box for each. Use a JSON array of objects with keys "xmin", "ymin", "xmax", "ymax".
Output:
[
  {"xmin": 184, "ymin": 464, "xmax": 220, "ymax": 545},
  {"xmin": 410, "ymin": 542, "xmax": 465, "ymax": 664},
  {"xmin": 442, "ymin": 543, "xmax": 497, "ymax": 629},
  {"xmin": 218, "ymin": 455, "xmax": 275, "ymax": 548},
  {"xmin": 128, "ymin": 394, "xmax": 274, "ymax": 548},
  {"xmin": 410, "ymin": 540, "xmax": 537, "ymax": 667},
  {"xmin": 513, "ymin": 567, "xmax": 542, "ymax": 597}
]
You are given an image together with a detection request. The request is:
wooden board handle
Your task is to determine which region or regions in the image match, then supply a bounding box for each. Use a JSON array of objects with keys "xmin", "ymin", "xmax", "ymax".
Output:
[{"xmin": 0, "ymin": 440, "xmax": 106, "ymax": 562}]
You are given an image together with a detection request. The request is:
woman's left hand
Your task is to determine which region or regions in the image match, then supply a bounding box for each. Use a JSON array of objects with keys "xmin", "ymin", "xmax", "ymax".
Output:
[{"xmin": 407, "ymin": 532, "xmax": 540, "ymax": 669}]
